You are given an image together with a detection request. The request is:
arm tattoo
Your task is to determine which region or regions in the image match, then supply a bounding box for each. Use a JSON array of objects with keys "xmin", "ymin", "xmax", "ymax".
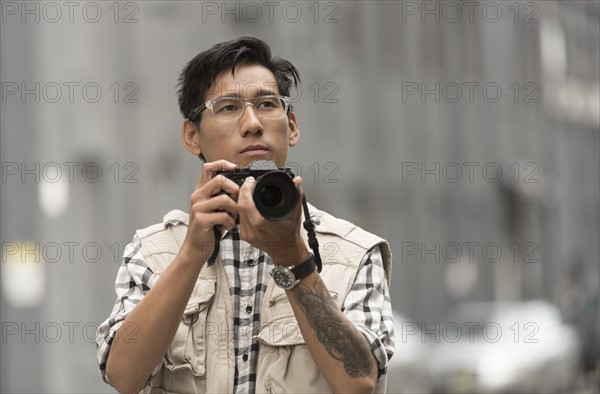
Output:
[{"xmin": 291, "ymin": 279, "xmax": 374, "ymax": 378}]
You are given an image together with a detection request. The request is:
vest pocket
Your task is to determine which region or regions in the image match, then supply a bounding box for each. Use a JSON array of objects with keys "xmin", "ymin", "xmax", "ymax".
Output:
[{"xmin": 163, "ymin": 278, "xmax": 216, "ymax": 377}]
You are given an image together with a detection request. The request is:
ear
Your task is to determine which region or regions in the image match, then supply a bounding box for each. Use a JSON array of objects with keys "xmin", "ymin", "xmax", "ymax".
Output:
[
  {"xmin": 182, "ymin": 120, "xmax": 202, "ymax": 156},
  {"xmin": 287, "ymin": 112, "xmax": 300, "ymax": 147}
]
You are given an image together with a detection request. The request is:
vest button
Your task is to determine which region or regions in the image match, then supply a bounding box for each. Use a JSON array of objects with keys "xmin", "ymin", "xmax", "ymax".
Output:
[
  {"xmin": 246, "ymin": 259, "xmax": 255, "ymax": 266},
  {"xmin": 246, "ymin": 305, "xmax": 253, "ymax": 314},
  {"xmin": 242, "ymin": 353, "xmax": 249, "ymax": 362}
]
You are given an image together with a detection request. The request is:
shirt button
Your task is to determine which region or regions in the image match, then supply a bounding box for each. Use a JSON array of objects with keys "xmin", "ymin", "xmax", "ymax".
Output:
[
  {"xmin": 246, "ymin": 305, "xmax": 253, "ymax": 314},
  {"xmin": 247, "ymin": 259, "xmax": 255, "ymax": 267},
  {"xmin": 242, "ymin": 353, "xmax": 249, "ymax": 362}
]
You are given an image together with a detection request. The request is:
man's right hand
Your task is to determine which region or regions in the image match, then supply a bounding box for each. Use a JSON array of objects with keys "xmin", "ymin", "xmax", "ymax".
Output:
[
  {"xmin": 106, "ymin": 159, "xmax": 241, "ymax": 393},
  {"xmin": 181, "ymin": 160, "xmax": 241, "ymax": 263}
]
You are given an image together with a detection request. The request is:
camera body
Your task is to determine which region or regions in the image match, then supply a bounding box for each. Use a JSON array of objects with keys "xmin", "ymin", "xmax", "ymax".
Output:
[{"xmin": 216, "ymin": 166, "xmax": 298, "ymax": 220}]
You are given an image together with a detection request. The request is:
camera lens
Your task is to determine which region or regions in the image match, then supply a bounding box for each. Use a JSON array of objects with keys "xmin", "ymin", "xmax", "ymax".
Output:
[
  {"xmin": 253, "ymin": 171, "xmax": 299, "ymax": 220},
  {"xmin": 260, "ymin": 184, "xmax": 283, "ymax": 208}
]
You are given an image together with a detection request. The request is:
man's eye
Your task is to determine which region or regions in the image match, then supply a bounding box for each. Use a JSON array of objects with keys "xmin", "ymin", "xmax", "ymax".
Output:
[
  {"xmin": 257, "ymin": 100, "xmax": 278, "ymax": 109},
  {"xmin": 215, "ymin": 102, "xmax": 240, "ymax": 112}
]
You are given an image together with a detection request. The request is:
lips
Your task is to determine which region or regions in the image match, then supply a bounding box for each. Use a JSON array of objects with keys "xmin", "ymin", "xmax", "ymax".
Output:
[{"xmin": 240, "ymin": 144, "xmax": 269, "ymax": 154}]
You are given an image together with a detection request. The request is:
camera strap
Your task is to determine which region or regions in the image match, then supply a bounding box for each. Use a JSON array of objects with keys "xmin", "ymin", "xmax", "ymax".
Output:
[
  {"xmin": 206, "ymin": 226, "xmax": 222, "ymax": 266},
  {"xmin": 302, "ymin": 195, "xmax": 322, "ymax": 273},
  {"xmin": 206, "ymin": 196, "xmax": 322, "ymax": 272}
]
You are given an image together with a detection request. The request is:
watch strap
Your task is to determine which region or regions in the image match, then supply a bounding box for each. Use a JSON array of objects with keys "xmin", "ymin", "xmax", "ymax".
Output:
[{"xmin": 290, "ymin": 253, "xmax": 316, "ymax": 281}]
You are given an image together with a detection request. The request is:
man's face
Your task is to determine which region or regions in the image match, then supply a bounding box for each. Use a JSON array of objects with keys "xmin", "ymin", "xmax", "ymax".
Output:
[{"xmin": 183, "ymin": 64, "xmax": 300, "ymax": 168}]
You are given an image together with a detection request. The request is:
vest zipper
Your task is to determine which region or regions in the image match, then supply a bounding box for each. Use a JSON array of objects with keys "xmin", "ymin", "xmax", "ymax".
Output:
[
  {"xmin": 269, "ymin": 291, "xmax": 338, "ymax": 307},
  {"xmin": 265, "ymin": 378, "xmax": 277, "ymax": 394}
]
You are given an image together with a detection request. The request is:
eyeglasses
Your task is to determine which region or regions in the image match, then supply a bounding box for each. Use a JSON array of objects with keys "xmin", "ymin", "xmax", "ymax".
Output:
[{"xmin": 189, "ymin": 95, "xmax": 291, "ymax": 123}]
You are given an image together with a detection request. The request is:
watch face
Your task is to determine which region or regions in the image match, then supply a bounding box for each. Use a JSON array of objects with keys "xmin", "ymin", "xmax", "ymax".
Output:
[{"xmin": 272, "ymin": 267, "xmax": 296, "ymax": 289}]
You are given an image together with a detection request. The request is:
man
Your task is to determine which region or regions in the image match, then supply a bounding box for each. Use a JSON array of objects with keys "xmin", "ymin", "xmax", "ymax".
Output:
[{"xmin": 96, "ymin": 36, "xmax": 394, "ymax": 393}]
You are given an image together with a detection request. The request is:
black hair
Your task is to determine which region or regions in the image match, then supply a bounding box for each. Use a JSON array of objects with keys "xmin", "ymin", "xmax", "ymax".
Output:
[{"xmin": 177, "ymin": 36, "xmax": 300, "ymax": 123}]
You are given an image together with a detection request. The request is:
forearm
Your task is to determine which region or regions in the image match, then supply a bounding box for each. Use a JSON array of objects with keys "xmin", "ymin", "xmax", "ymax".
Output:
[
  {"xmin": 287, "ymin": 271, "xmax": 378, "ymax": 394},
  {"xmin": 106, "ymin": 249, "xmax": 204, "ymax": 393}
]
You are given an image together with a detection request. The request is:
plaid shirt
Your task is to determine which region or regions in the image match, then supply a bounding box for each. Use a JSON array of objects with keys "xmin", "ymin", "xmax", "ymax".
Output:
[{"xmin": 97, "ymin": 226, "xmax": 394, "ymax": 393}]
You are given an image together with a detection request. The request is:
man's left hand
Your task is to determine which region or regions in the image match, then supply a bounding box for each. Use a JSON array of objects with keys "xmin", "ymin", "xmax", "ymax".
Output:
[{"xmin": 237, "ymin": 175, "xmax": 310, "ymax": 266}]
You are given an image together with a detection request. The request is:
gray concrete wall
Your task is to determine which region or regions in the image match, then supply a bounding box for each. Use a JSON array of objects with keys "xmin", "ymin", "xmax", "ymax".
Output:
[{"xmin": 1, "ymin": 1, "xmax": 598, "ymax": 392}]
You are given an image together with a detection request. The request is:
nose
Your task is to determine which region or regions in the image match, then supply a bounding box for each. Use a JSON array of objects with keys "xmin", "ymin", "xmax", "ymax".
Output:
[{"xmin": 239, "ymin": 102, "xmax": 263, "ymax": 136}]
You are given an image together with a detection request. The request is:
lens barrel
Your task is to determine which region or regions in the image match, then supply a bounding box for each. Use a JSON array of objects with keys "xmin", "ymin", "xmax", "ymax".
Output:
[{"xmin": 253, "ymin": 171, "xmax": 299, "ymax": 220}]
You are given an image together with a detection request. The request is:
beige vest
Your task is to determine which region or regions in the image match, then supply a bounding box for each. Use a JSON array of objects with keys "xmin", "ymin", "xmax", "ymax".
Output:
[{"xmin": 136, "ymin": 206, "xmax": 392, "ymax": 394}]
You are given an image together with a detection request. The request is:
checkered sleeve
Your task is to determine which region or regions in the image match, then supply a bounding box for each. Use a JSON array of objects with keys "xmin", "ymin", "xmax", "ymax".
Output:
[
  {"xmin": 342, "ymin": 245, "xmax": 395, "ymax": 381},
  {"xmin": 96, "ymin": 234, "xmax": 160, "ymax": 385}
]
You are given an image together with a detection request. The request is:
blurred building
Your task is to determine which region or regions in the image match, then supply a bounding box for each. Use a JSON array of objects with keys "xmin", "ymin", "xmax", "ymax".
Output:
[{"xmin": 1, "ymin": 1, "xmax": 598, "ymax": 392}]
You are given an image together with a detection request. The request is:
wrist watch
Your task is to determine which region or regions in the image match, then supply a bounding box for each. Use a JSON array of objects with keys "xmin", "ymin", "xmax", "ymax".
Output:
[{"xmin": 271, "ymin": 253, "xmax": 316, "ymax": 290}]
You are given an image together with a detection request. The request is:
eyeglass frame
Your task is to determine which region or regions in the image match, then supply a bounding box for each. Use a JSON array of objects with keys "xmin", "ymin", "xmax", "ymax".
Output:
[{"xmin": 188, "ymin": 94, "xmax": 292, "ymax": 123}]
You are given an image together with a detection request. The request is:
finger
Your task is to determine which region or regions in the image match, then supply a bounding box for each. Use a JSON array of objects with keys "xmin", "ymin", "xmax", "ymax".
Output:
[
  {"xmin": 192, "ymin": 174, "xmax": 240, "ymax": 202},
  {"xmin": 197, "ymin": 211, "xmax": 237, "ymax": 233},
  {"xmin": 200, "ymin": 193, "xmax": 239, "ymax": 220},
  {"xmin": 238, "ymin": 176, "xmax": 255, "ymax": 206},
  {"xmin": 209, "ymin": 175, "xmax": 241, "ymax": 201},
  {"xmin": 211, "ymin": 211, "xmax": 237, "ymax": 232},
  {"xmin": 293, "ymin": 176, "xmax": 304, "ymax": 204},
  {"xmin": 293, "ymin": 176, "xmax": 303, "ymax": 192},
  {"xmin": 196, "ymin": 160, "xmax": 237, "ymax": 190},
  {"xmin": 238, "ymin": 176, "xmax": 262, "ymax": 222},
  {"xmin": 289, "ymin": 176, "xmax": 306, "ymax": 221}
]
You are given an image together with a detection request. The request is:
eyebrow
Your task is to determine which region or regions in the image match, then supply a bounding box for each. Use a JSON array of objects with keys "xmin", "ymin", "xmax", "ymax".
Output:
[{"xmin": 211, "ymin": 89, "xmax": 280, "ymax": 101}]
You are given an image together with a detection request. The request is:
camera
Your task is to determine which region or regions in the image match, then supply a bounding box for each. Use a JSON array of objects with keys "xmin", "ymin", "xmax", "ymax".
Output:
[{"xmin": 216, "ymin": 163, "xmax": 298, "ymax": 220}]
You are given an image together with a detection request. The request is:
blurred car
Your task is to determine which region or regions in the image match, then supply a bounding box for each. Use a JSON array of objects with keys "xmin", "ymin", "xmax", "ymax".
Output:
[
  {"xmin": 386, "ymin": 310, "xmax": 434, "ymax": 394},
  {"xmin": 425, "ymin": 300, "xmax": 581, "ymax": 393}
]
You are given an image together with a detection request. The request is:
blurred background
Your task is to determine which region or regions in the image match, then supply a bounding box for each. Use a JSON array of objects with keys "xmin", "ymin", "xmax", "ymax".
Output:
[{"xmin": 1, "ymin": 1, "xmax": 598, "ymax": 393}]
